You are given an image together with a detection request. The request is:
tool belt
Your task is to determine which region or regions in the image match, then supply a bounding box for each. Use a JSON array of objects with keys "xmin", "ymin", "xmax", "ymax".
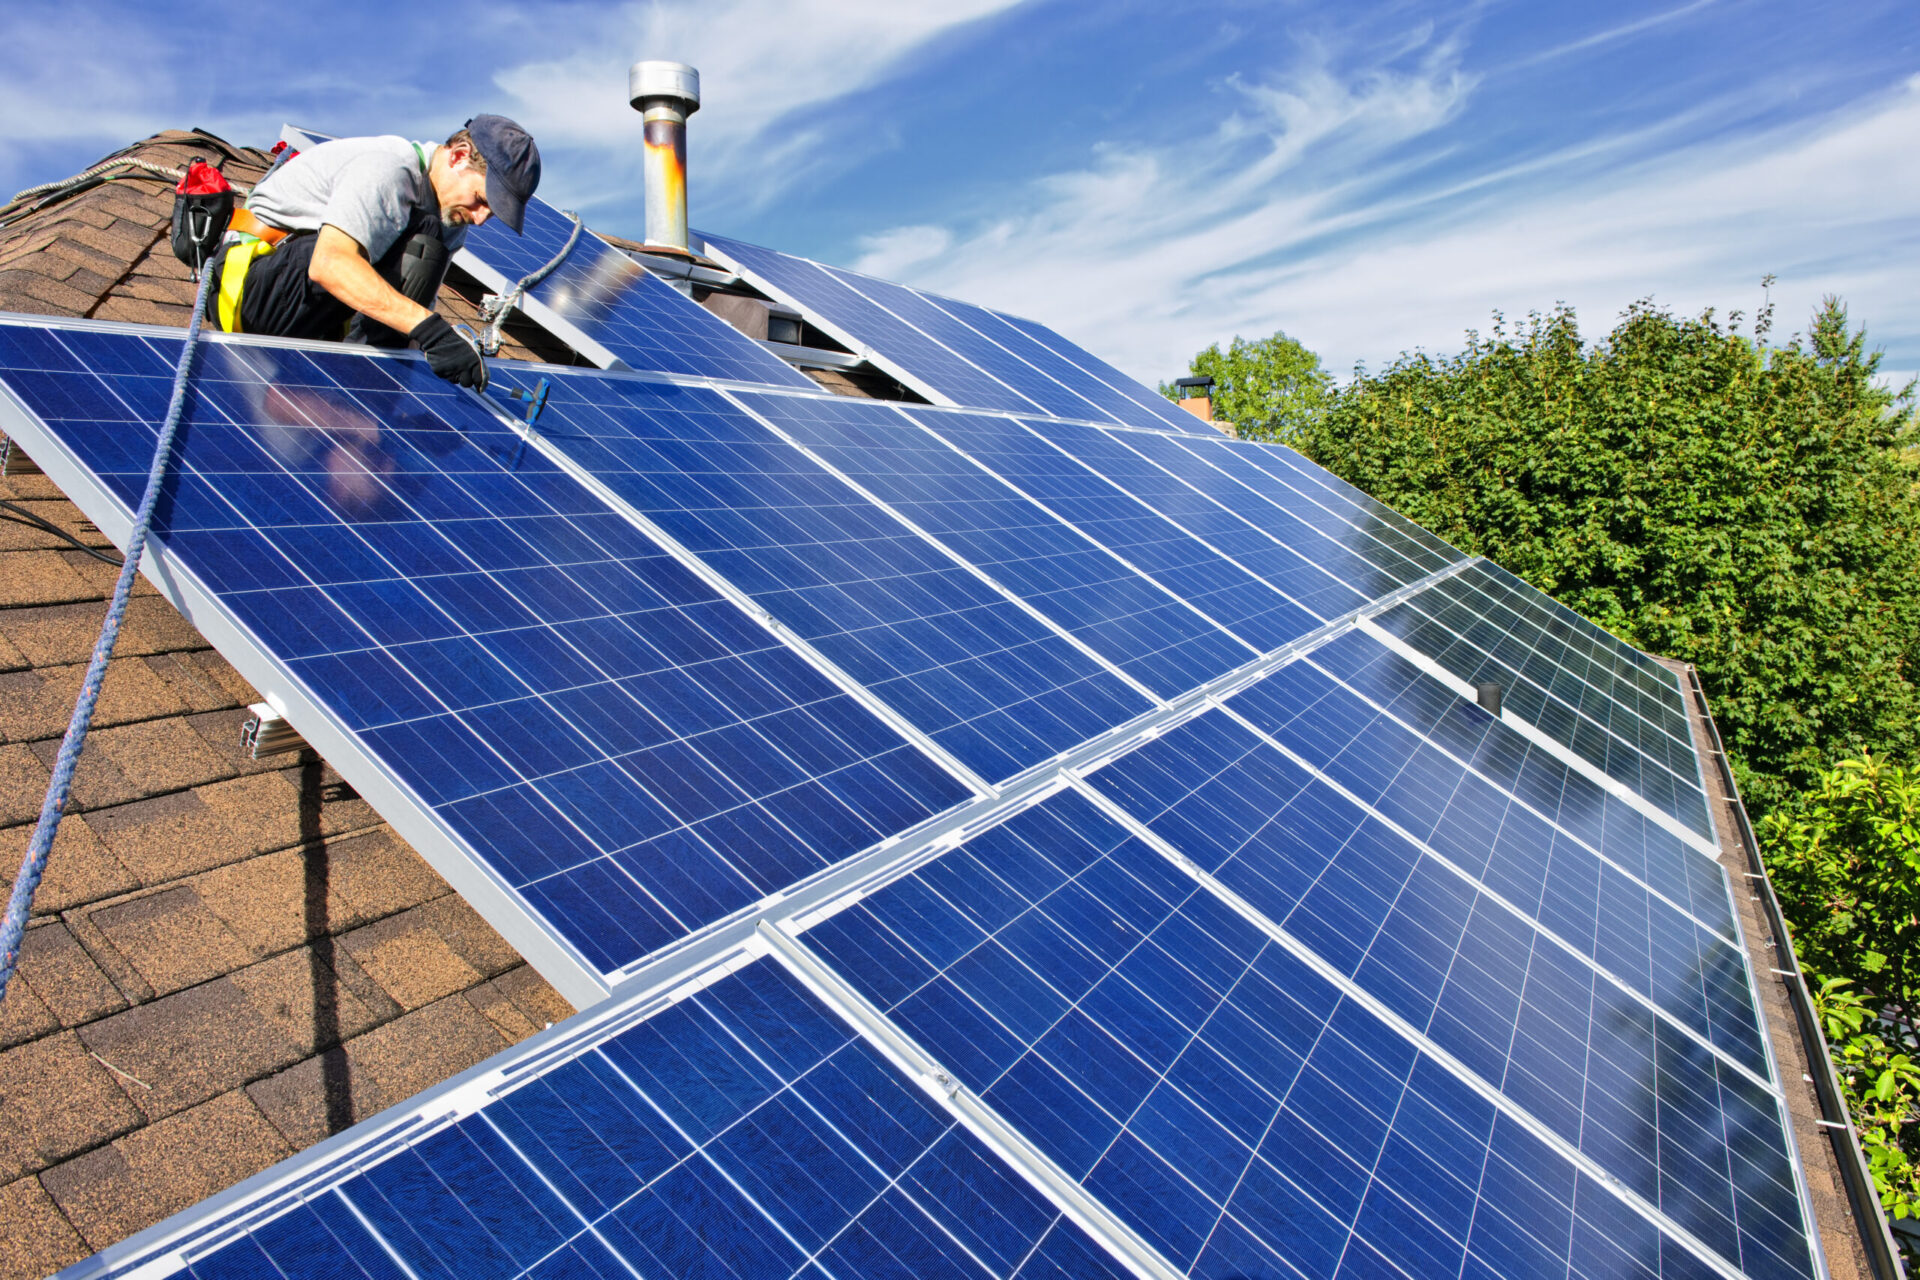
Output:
[{"xmin": 226, "ymin": 207, "xmax": 287, "ymax": 246}]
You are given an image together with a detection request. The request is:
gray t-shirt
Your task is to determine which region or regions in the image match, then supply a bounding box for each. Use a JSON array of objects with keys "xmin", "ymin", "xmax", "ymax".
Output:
[{"xmin": 245, "ymin": 136, "xmax": 467, "ymax": 261}]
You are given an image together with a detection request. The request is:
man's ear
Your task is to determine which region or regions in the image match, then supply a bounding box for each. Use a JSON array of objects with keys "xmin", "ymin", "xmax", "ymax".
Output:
[{"xmin": 447, "ymin": 146, "xmax": 473, "ymax": 171}]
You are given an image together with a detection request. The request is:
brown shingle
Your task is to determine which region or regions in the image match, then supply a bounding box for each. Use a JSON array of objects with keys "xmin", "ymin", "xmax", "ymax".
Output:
[
  {"xmin": 347, "ymin": 992, "xmax": 511, "ymax": 1108},
  {"xmin": 75, "ymin": 977, "xmax": 305, "ymax": 1122},
  {"xmin": 40, "ymin": 1091, "xmax": 291, "ymax": 1251},
  {"xmin": 81, "ymin": 791, "xmax": 240, "ymax": 885},
  {"xmin": 6, "ymin": 922, "xmax": 125, "ymax": 1029},
  {"xmin": 227, "ymin": 945, "xmax": 391, "ymax": 1055},
  {"xmin": 0, "ymin": 657, "xmax": 193, "ymax": 745},
  {"xmin": 324, "ymin": 827, "xmax": 447, "ymax": 921},
  {"xmin": 0, "ymin": 955, "xmax": 59, "ymax": 1051},
  {"xmin": 245, "ymin": 1047, "xmax": 383, "ymax": 1149},
  {"xmin": 340, "ymin": 906, "xmax": 486, "ymax": 1011},
  {"xmin": 490, "ymin": 964, "xmax": 573, "ymax": 1031},
  {"xmin": 0, "ymin": 743, "xmax": 53, "ymax": 827},
  {"xmin": 0, "ymin": 800, "xmax": 140, "ymax": 912},
  {"xmin": 84, "ymin": 886, "xmax": 255, "ymax": 996},
  {"xmin": 77, "ymin": 713, "xmax": 232, "ymax": 796},
  {"xmin": 0, "ymin": 1031, "xmax": 144, "ymax": 1180},
  {"xmin": 4, "ymin": 597, "xmax": 203, "ymax": 667},
  {"xmin": 0, "ymin": 549, "xmax": 96, "ymax": 609},
  {"xmin": 0, "ymin": 1175, "xmax": 89, "ymax": 1280}
]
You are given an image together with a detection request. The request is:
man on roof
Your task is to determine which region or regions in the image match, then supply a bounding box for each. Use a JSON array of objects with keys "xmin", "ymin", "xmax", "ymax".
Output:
[{"xmin": 207, "ymin": 115, "xmax": 540, "ymax": 388}]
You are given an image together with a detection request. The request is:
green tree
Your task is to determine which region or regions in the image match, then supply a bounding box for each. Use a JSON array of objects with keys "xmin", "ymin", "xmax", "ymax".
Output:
[
  {"xmin": 1161, "ymin": 332, "xmax": 1331, "ymax": 442},
  {"xmin": 1288, "ymin": 299, "xmax": 1920, "ymax": 815},
  {"xmin": 1772, "ymin": 756, "xmax": 1920, "ymax": 1235}
]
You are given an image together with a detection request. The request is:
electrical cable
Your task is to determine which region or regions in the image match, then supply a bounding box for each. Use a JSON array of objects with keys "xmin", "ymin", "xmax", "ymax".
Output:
[
  {"xmin": 479, "ymin": 210, "xmax": 582, "ymax": 354},
  {"xmin": 0, "ymin": 498, "xmax": 124, "ymax": 565}
]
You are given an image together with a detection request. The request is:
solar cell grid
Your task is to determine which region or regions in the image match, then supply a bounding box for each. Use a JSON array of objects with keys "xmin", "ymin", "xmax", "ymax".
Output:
[
  {"xmin": 1079, "ymin": 711, "xmax": 1808, "ymax": 1277},
  {"xmin": 914, "ymin": 293, "xmax": 1182, "ymax": 433},
  {"xmin": 1115, "ymin": 428, "xmax": 1423, "ymax": 599},
  {"xmin": 1187, "ymin": 434, "xmax": 1462, "ymax": 580},
  {"xmin": 733, "ymin": 390, "xmax": 1255, "ymax": 697},
  {"xmin": 1304, "ymin": 629, "xmax": 1734, "ymax": 932},
  {"xmin": 459, "ymin": 199, "xmax": 815, "ymax": 389},
  {"xmin": 0, "ymin": 324, "xmax": 969, "ymax": 982},
  {"xmin": 800, "ymin": 789, "xmax": 1809, "ymax": 1279},
  {"xmin": 488, "ymin": 366, "xmax": 1154, "ymax": 783},
  {"xmin": 1222, "ymin": 649, "xmax": 1767, "ymax": 1075},
  {"xmin": 1371, "ymin": 570, "xmax": 1714, "ymax": 837},
  {"xmin": 817, "ymin": 264, "xmax": 1115, "ymax": 423},
  {"xmin": 910, "ymin": 410, "xmax": 1320, "ymax": 653},
  {"xmin": 158, "ymin": 958, "xmax": 1134, "ymax": 1280},
  {"xmin": 703, "ymin": 233, "xmax": 1043, "ymax": 414},
  {"xmin": 1227, "ymin": 438, "xmax": 1465, "ymax": 568},
  {"xmin": 1019, "ymin": 417, "xmax": 1377, "ymax": 621},
  {"xmin": 989, "ymin": 308, "xmax": 1215, "ymax": 434}
]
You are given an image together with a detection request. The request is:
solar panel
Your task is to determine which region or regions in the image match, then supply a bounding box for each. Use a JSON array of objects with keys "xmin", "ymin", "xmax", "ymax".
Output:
[
  {"xmin": 484, "ymin": 365, "xmax": 1154, "ymax": 785},
  {"xmin": 701, "ymin": 233, "xmax": 1043, "ymax": 414},
  {"xmin": 988, "ymin": 308, "xmax": 1218, "ymax": 434},
  {"xmin": 83, "ymin": 955, "xmax": 1137, "ymax": 1280},
  {"xmin": 1367, "ymin": 561, "xmax": 1714, "ymax": 840},
  {"xmin": 459, "ymin": 201, "xmax": 815, "ymax": 389},
  {"xmin": 0, "ymin": 310, "xmax": 1821, "ymax": 1280},
  {"xmin": 730, "ymin": 391, "xmax": 1256, "ymax": 697},
  {"xmin": 0, "ymin": 322, "xmax": 967, "ymax": 998}
]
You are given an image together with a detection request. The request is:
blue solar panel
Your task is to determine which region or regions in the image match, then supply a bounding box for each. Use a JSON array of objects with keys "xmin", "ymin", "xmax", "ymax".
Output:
[
  {"xmin": 702, "ymin": 233, "xmax": 1042, "ymax": 414},
  {"xmin": 1078, "ymin": 715, "xmax": 1808, "ymax": 1277},
  {"xmin": 732, "ymin": 391, "xmax": 1255, "ymax": 697},
  {"xmin": 0, "ymin": 324, "xmax": 967, "ymax": 984},
  {"xmin": 1219, "ymin": 437, "xmax": 1465, "ymax": 572},
  {"xmin": 1306, "ymin": 628, "xmax": 1734, "ymax": 931},
  {"xmin": 1369, "ymin": 562, "xmax": 1713, "ymax": 837},
  {"xmin": 990, "ymin": 309, "xmax": 1218, "ymax": 434},
  {"xmin": 901, "ymin": 411, "xmax": 1320, "ymax": 653},
  {"xmin": 129, "ymin": 956, "xmax": 1134, "ymax": 1280},
  {"xmin": 1017, "ymin": 417, "xmax": 1382, "ymax": 621},
  {"xmin": 1222, "ymin": 641, "xmax": 1765, "ymax": 1076},
  {"xmin": 3, "ymin": 308, "xmax": 1819, "ymax": 1280},
  {"xmin": 814, "ymin": 263, "xmax": 1118, "ymax": 423},
  {"xmin": 460, "ymin": 199, "xmax": 815, "ymax": 389},
  {"xmin": 801, "ymin": 787, "xmax": 1811, "ymax": 1278},
  {"xmin": 487, "ymin": 366, "xmax": 1153, "ymax": 783},
  {"xmin": 910, "ymin": 292, "xmax": 1183, "ymax": 432},
  {"xmin": 1098, "ymin": 427, "xmax": 1428, "ymax": 599},
  {"xmin": 702, "ymin": 232, "xmax": 1220, "ymax": 434}
]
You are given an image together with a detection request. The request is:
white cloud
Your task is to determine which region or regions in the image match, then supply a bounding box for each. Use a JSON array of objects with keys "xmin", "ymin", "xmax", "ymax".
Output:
[
  {"xmin": 868, "ymin": 52, "xmax": 1920, "ymax": 387},
  {"xmin": 492, "ymin": 0, "xmax": 1027, "ymax": 209}
]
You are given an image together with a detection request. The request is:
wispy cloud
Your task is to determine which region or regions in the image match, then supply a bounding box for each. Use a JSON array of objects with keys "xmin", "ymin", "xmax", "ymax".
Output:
[
  {"xmin": 854, "ymin": 42, "xmax": 1920, "ymax": 385},
  {"xmin": 492, "ymin": 0, "xmax": 1028, "ymax": 212}
]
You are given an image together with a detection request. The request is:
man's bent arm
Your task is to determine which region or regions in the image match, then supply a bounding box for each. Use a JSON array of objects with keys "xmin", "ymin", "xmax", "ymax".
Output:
[{"xmin": 308, "ymin": 225, "xmax": 434, "ymax": 335}]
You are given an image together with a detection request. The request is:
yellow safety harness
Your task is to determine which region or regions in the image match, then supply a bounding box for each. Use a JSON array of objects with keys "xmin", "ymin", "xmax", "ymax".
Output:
[{"xmin": 215, "ymin": 142, "xmax": 429, "ymax": 334}]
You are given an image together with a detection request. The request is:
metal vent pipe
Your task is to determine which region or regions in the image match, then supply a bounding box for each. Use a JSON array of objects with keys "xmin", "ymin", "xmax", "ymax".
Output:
[{"xmin": 629, "ymin": 60, "xmax": 700, "ymax": 252}]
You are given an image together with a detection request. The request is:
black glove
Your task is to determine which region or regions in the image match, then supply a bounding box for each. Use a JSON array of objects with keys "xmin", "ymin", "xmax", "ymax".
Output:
[{"xmin": 409, "ymin": 313, "xmax": 488, "ymax": 390}]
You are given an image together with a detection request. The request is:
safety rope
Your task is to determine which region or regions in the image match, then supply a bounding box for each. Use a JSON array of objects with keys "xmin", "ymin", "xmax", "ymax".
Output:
[
  {"xmin": 0, "ymin": 139, "xmax": 292, "ymax": 1001},
  {"xmin": 0, "ymin": 157, "xmax": 257, "ymax": 230},
  {"xmin": 0, "ymin": 261, "xmax": 213, "ymax": 999},
  {"xmin": 479, "ymin": 210, "xmax": 582, "ymax": 355}
]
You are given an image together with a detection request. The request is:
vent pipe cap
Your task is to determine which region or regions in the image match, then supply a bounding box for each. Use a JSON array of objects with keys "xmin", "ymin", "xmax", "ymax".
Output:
[{"xmin": 629, "ymin": 61, "xmax": 700, "ymax": 114}]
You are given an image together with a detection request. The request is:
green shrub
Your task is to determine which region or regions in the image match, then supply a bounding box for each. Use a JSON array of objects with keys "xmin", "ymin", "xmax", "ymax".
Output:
[{"xmin": 1291, "ymin": 299, "xmax": 1920, "ymax": 816}]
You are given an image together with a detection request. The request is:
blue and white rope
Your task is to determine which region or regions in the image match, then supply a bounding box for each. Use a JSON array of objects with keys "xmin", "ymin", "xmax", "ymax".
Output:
[{"xmin": 0, "ymin": 263, "xmax": 214, "ymax": 1001}]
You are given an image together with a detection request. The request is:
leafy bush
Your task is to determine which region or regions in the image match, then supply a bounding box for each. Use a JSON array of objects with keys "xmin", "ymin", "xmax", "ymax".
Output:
[
  {"xmin": 1290, "ymin": 299, "xmax": 1920, "ymax": 816},
  {"xmin": 1815, "ymin": 976, "xmax": 1920, "ymax": 1229},
  {"xmin": 1765, "ymin": 754, "xmax": 1920, "ymax": 1014}
]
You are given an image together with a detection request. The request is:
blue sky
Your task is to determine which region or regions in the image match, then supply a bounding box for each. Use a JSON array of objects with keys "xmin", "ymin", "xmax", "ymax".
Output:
[{"xmin": 4, "ymin": 0, "xmax": 1916, "ymax": 388}]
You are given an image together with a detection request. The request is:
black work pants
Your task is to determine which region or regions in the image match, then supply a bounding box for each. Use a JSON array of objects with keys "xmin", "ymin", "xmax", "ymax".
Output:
[{"xmin": 208, "ymin": 208, "xmax": 439, "ymax": 343}]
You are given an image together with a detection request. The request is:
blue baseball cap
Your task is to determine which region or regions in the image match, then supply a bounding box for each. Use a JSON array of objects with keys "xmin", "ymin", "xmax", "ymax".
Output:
[{"xmin": 464, "ymin": 114, "xmax": 540, "ymax": 235}]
